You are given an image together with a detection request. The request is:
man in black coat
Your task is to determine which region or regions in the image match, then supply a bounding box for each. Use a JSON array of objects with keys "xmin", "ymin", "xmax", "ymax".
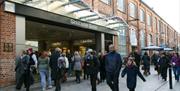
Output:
[
  {"xmin": 105, "ymin": 44, "xmax": 122, "ymax": 91},
  {"xmin": 49, "ymin": 48, "xmax": 62, "ymax": 91},
  {"xmin": 85, "ymin": 49, "xmax": 100, "ymax": 91}
]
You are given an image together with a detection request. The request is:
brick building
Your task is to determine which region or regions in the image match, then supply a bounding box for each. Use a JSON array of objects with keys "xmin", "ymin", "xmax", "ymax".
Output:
[{"xmin": 0, "ymin": 0, "xmax": 179, "ymax": 87}]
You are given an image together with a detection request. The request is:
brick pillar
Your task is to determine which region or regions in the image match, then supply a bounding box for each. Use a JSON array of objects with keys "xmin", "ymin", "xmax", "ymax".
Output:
[{"xmin": 0, "ymin": 5, "xmax": 16, "ymax": 87}]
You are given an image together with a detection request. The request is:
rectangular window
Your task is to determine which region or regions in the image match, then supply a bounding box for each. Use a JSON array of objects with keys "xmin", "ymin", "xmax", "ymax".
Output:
[
  {"xmin": 117, "ymin": 0, "xmax": 126, "ymax": 12},
  {"xmin": 129, "ymin": 2, "xmax": 137, "ymax": 18},
  {"xmin": 139, "ymin": 9, "xmax": 145, "ymax": 22},
  {"xmin": 147, "ymin": 14, "xmax": 152, "ymax": 26},
  {"xmin": 101, "ymin": 0, "xmax": 111, "ymax": 5}
]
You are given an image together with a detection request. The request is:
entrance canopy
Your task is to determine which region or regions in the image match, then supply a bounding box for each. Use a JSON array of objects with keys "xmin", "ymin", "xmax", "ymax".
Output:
[{"xmin": 8, "ymin": 0, "xmax": 128, "ymax": 31}]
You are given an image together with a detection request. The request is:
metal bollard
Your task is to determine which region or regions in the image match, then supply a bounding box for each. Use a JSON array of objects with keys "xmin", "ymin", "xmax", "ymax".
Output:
[{"xmin": 169, "ymin": 67, "xmax": 173, "ymax": 89}]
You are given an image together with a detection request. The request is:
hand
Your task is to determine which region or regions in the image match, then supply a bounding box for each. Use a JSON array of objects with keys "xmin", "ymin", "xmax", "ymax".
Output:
[{"xmin": 144, "ymin": 80, "xmax": 146, "ymax": 82}]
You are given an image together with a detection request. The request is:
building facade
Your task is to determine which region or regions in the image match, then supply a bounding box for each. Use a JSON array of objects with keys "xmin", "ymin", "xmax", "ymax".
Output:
[{"xmin": 0, "ymin": 0, "xmax": 179, "ymax": 87}]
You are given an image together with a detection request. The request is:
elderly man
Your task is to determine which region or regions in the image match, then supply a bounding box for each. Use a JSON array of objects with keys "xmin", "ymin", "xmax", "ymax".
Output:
[{"xmin": 105, "ymin": 44, "xmax": 122, "ymax": 91}]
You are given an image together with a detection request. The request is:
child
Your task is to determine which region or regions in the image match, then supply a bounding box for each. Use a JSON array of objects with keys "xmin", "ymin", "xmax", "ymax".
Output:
[{"xmin": 121, "ymin": 57, "xmax": 146, "ymax": 91}]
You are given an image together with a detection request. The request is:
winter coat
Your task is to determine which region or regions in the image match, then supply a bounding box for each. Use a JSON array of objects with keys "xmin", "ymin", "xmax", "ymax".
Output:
[
  {"xmin": 132, "ymin": 52, "xmax": 141, "ymax": 67},
  {"xmin": 85, "ymin": 54, "xmax": 100, "ymax": 75},
  {"xmin": 142, "ymin": 55, "xmax": 150, "ymax": 67},
  {"xmin": 49, "ymin": 51, "xmax": 61, "ymax": 80},
  {"xmin": 72, "ymin": 56, "xmax": 82, "ymax": 71},
  {"xmin": 121, "ymin": 65, "xmax": 146, "ymax": 89},
  {"xmin": 151, "ymin": 54, "xmax": 159, "ymax": 65},
  {"xmin": 158, "ymin": 56, "xmax": 170, "ymax": 69},
  {"xmin": 105, "ymin": 51, "xmax": 122, "ymax": 74}
]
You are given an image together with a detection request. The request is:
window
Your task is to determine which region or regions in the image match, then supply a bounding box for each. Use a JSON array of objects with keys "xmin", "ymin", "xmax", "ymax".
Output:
[
  {"xmin": 148, "ymin": 34, "xmax": 153, "ymax": 46},
  {"xmin": 101, "ymin": 0, "xmax": 111, "ymax": 5},
  {"xmin": 118, "ymin": 29, "xmax": 127, "ymax": 56},
  {"xmin": 117, "ymin": 0, "xmax": 126, "ymax": 12},
  {"xmin": 147, "ymin": 14, "xmax": 152, "ymax": 26},
  {"xmin": 140, "ymin": 30, "xmax": 145, "ymax": 48},
  {"xmin": 129, "ymin": 2, "xmax": 137, "ymax": 18},
  {"xmin": 139, "ymin": 9, "xmax": 145, "ymax": 22},
  {"xmin": 153, "ymin": 17, "xmax": 157, "ymax": 31}
]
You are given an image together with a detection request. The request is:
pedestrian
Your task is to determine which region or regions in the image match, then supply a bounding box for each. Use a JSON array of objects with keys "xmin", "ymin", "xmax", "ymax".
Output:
[
  {"xmin": 67, "ymin": 50, "xmax": 73, "ymax": 77},
  {"xmin": 176, "ymin": 55, "xmax": 180, "ymax": 82},
  {"xmin": 105, "ymin": 44, "xmax": 122, "ymax": 91},
  {"xmin": 38, "ymin": 51, "xmax": 52, "ymax": 91},
  {"xmin": 61, "ymin": 53, "xmax": 69, "ymax": 82},
  {"xmin": 158, "ymin": 53, "xmax": 170, "ymax": 81},
  {"xmin": 84, "ymin": 51, "xmax": 90, "ymax": 80},
  {"xmin": 151, "ymin": 52, "xmax": 160, "ymax": 74},
  {"xmin": 121, "ymin": 57, "xmax": 146, "ymax": 91},
  {"xmin": 72, "ymin": 51, "xmax": 82, "ymax": 83},
  {"xmin": 98, "ymin": 51, "xmax": 106, "ymax": 83},
  {"xmin": 27, "ymin": 48, "xmax": 38, "ymax": 75},
  {"xmin": 15, "ymin": 50, "xmax": 35, "ymax": 91},
  {"xmin": 85, "ymin": 49, "xmax": 100, "ymax": 91},
  {"xmin": 171, "ymin": 53, "xmax": 179, "ymax": 80},
  {"xmin": 49, "ymin": 48, "xmax": 62, "ymax": 88},
  {"xmin": 130, "ymin": 49, "xmax": 141, "ymax": 69},
  {"xmin": 141, "ymin": 52, "xmax": 151, "ymax": 76}
]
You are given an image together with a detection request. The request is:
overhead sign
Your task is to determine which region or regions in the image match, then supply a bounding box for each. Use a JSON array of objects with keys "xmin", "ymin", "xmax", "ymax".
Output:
[
  {"xmin": 70, "ymin": 19, "xmax": 98, "ymax": 30},
  {"xmin": 4, "ymin": 1, "xmax": 15, "ymax": 13}
]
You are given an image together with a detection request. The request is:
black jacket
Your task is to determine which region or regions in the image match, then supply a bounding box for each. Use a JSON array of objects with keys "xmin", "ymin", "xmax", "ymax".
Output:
[
  {"xmin": 121, "ymin": 65, "xmax": 146, "ymax": 89},
  {"xmin": 85, "ymin": 54, "xmax": 100, "ymax": 75},
  {"xmin": 105, "ymin": 51, "xmax": 122, "ymax": 74}
]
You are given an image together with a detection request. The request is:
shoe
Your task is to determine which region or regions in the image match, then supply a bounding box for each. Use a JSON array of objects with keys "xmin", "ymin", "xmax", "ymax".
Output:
[
  {"xmin": 48, "ymin": 85, "xmax": 53, "ymax": 89},
  {"xmin": 42, "ymin": 88, "xmax": 46, "ymax": 91}
]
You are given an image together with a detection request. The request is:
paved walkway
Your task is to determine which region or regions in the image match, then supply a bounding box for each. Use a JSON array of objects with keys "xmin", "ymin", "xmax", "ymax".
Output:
[{"xmin": 0, "ymin": 66, "xmax": 180, "ymax": 91}]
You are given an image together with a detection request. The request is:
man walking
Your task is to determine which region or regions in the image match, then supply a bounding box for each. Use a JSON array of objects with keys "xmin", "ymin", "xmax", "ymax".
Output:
[
  {"xmin": 85, "ymin": 49, "xmax": 100, "ymax": 91},
  {"xmin": 105, "ymin": 44, "xmax": 122, "ymax": 91}
]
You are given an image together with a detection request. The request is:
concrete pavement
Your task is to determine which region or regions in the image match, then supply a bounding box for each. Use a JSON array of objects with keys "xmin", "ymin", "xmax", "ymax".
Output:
[{"xmin": 0, "ymin": 66, "xmax": 180, "ymax": 91}]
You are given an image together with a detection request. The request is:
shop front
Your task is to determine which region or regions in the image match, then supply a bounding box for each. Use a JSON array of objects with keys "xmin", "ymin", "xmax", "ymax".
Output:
[{"xmin": 0, "ymin": 0, "xmax": 128, "ymax": 86}]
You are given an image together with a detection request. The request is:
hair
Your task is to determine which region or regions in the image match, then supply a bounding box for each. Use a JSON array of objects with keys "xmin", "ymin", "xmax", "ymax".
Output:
[
  {"xmin": 176, "ymin": 53, "xmax": 179, "ymax": 58},
  {"xmin": 127, "ymin": 57, "xmax": 136, "ymax": 66},
  {"xmin": 144, "ymin": 52, "xmax": 148, "ymax": 56}
]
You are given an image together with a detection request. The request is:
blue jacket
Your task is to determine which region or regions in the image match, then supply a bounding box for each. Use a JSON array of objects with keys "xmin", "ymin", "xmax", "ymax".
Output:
[
  {"xmin": 121, "ymin": 65, "xmax": 146, "ymax": 89},
  {"xmin": 105, "ymin": 51, "xmax": 122, "ymax": 74}
]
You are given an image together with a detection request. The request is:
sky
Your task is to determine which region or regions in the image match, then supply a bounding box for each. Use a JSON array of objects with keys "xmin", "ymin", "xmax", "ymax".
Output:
[{"xmin": 142, "ymin": 0, "xmax": 180, "ymax": 33}]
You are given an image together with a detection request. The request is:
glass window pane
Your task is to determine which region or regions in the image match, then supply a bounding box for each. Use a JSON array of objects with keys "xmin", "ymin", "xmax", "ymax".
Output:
[
  {"xmin": 129, "ymin": 3, "xmax": 137, "ymax": 18},
  {"xmin": 117, "ymin": 0, "xmax": 126, "ymax": 12},
  {"xmin": 101, "ymin": 0, "xmax": 111, "ymax": 4},
  {"xmin": 140, "ymin": 9, "xmax": 145, "ymax": 22}
]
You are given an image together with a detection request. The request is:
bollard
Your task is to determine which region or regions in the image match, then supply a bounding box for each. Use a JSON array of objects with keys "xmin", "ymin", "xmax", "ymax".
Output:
[{"xmin": 169, "ymin": 67, "xmax": 173, "ymax": 89}]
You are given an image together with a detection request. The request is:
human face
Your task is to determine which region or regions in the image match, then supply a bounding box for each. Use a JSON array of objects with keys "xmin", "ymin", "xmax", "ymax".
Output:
[
  {"xmin": 127, "ymin": 59, "xmax": 133, "ymax": 65},
  {"xmin": 109, "ymin": 45, "xmax": 115, "ymax": 52}
]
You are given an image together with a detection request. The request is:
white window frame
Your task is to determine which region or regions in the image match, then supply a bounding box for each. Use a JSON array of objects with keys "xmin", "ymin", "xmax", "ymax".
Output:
[
  {"xmin": 117, "ymin": 0, "xmax": 126, "ymax": 12},
  {"xmin": 129, "ymin": 2, "xmax": 137, "ymax": 18},
  {"xmin": 101, "ymin": 0, "xmax": 111, "ymax": 5}
]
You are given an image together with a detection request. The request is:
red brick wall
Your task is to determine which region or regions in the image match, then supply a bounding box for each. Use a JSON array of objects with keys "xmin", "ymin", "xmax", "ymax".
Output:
[{"xmin": 0, "ymin": 5, "xmax": 16, "ymax": 87}]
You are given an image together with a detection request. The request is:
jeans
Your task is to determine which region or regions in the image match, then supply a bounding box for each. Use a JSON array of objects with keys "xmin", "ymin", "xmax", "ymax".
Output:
[
  {"xmin": 173, "ymin": 66, "xmax": 177, "ymax": 80},
  {"xmin": 68, "ymin": 63, "xmax": 73, "ymax": 76},
  {"xmin": 106, "ymin": 72, "xmax": 119, "ymax": 91},
  {"xmin": 39, "ymin": 69, "xmax": 52, "ymax": 89},
  {"xmin": 90, "ymin": 74, "xmax": 97, "ymax": 91},
  {"xmin": 176, "ymin": 66, "xmax": 180, "ymax": 81},
  {"xmin": 75, "ymin": 70, "xmax": 81, "ymax": 83}
]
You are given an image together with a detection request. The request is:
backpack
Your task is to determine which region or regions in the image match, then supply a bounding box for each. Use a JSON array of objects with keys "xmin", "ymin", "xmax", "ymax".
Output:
[
  {"xmin": 85, "ymin": 55, "xmax": 94, "ymax": 67},
  {"xmin": 57, "ymin": 56, "xmax": 66, "ymax": 69}
]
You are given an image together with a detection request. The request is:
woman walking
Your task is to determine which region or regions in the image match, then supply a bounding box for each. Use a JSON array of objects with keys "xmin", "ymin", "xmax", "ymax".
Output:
[
  {"xmin": 72, "ymin": 51, "xmax": 82, "ymax": 83},
  {"xmin": 121, "ymin": 57, "xmax": 146, "ymax": 91},
  {"xmin": 38, "ymin": 51, "xmax": 52, "ymax": 91},
  {"xmin": 141, "ymin": 52, "xmax": 151, "ymax": 76}
]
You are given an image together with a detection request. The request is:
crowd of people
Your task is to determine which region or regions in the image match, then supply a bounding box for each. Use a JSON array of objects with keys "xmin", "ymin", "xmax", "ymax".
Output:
[{"xmin": 14, "ymin": 45, "xmax": 180, "ymax": 91}]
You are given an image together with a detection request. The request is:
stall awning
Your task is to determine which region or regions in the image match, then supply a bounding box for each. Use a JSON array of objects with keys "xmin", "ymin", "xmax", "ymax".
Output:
[{"xmin": 7, "ymin": 0, "xmax": 128, "ymax": 31}]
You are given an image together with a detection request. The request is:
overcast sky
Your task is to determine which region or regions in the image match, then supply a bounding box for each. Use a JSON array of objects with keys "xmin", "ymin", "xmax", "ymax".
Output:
[{"xmin": 142, "ymin": 0, "xmax": 180, "ymax": 33}]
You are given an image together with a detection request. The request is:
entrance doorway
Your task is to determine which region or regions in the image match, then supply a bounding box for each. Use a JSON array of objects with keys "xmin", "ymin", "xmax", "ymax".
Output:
[{"xmin": 26, "ymin": 20, "xmax": 96, "ymax": 56}]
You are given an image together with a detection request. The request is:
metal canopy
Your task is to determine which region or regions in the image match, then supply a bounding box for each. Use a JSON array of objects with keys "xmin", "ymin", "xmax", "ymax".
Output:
[{"xmin": 8, "ymin": 0, "xmax": 128, "ymax": 31}]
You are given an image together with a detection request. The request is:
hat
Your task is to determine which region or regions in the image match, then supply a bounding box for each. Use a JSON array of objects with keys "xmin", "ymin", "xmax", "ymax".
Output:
[
  {"xmin": 28, "ymin": 48, "xmax": 33, "ymax": 52},
  {"xmin": 87, "ymin": 49, "xmax": 93, "ymax": 53}
]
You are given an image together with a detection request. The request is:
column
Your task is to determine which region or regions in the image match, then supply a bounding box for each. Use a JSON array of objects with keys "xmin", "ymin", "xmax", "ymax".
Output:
[
  {"xmin": 16, "ymin": 16, "xmax": 26, "ymax": 54},
  {"xmin": 95, "ymin": 33, "xmax": 105, "ymax": 53}
]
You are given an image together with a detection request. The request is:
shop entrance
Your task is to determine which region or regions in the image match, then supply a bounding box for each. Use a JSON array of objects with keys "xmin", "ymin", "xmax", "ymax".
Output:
[{"xmin": 25, "ymin": 20, "xmax": 96, "ymax": 55}]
